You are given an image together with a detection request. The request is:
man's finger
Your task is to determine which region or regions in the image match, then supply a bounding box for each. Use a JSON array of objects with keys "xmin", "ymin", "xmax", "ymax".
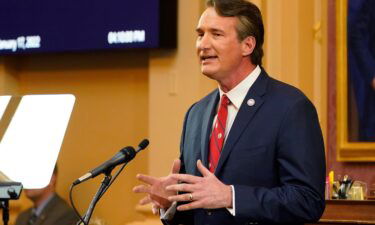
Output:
[
  {"xmin": 168, "ymin": 193, "xmax": 196, "ymax": 202},
  {"xmin": 166, "ymin": 183, "xmax": 195, "ymax": 193},
  {"xmin": 139, "ymin": 196, "xmax": 152, "ymax": 205},
  {"xmin": 169, "ymin": 173, "xmax": 202, "ymax": 184},
  {"xmin": 171, "ymin": 159, "xmax": 181, "ymax": 174},
  {"xmin": 151, "ymin": 200, "xmax": 162, "ymax": 208},
  {"xmin": 197, "ymin": 160, "xmax": 211, "ymax": 177},
  {"xmin": 133, "ymin": 185, "xmax": 151, "ymax": 194},
  {"xmin": 150, "ymin": 195, "xmax": 173, "ymax": 209},
  {"xmin": 136, "ymin": 174, "xmax": 158, "ymax": 185},
  {"xmin": 177, "ymin": 200, "xmax": 203, "ymax": 211},
  {"xmin": 152, "ymin": 204, "xmax": 160, "ymax": 215}
]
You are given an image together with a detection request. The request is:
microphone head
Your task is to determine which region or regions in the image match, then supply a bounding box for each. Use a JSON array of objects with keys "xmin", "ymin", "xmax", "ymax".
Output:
[
  {"xmin": 121, "ymin": 146, "xmax": 136, "ymax": 162},
  {"xmin": 138, "ymin": 139, "xmax": 149, "ymax": 150}
]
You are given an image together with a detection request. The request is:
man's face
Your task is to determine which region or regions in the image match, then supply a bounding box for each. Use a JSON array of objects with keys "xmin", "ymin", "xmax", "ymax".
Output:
[
  {"xmin": 24, "ymin": 188, "xmax": 47, "ymax": 202},
  {"xmin": 196, "ymin": 7, "xmax": 248, "ymax": 82},
  {"xmin": 24, "ymin": 174, "xmax": 56, "ymax": 203}
]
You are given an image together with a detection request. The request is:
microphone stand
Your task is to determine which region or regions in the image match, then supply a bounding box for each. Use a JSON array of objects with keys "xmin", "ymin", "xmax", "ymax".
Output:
[
  {"xmin": 0, "ymin": 182, "xmax": 23, "ymax": 225},
  {"xmin": 0, "ymin": 200, "xmax": 9, "ymax": 225},
  {"xmin": 77, "ymin": 171, "xmax": 112, "ymax": 225}
]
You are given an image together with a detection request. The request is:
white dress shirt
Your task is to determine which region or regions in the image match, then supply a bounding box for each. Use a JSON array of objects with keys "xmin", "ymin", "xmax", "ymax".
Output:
[{"xmin": 214, "ymin": 65, "xmax": 261, "ymax": 216}]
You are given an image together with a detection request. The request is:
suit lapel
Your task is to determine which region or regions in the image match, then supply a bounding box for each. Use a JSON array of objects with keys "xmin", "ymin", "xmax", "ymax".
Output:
[
  {"xmin": 36, "ymin": 214, "xmax": 46, "ymax": 225},
  {"xmin": 215, "ymin": 71, "xmax": 269, "ymax": 175},
  {"xmin": 200, "ymin": 90, "xmax": 219, "ymax": 168},
  {"xmin": 35, "ymin": 194, "xmax": 59, "ymax": 225}
]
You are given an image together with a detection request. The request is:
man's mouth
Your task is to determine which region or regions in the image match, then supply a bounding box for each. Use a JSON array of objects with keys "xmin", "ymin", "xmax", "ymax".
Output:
[{"xmin": 201, "ymin": 55, "xmax": 218, "ymax": 63}]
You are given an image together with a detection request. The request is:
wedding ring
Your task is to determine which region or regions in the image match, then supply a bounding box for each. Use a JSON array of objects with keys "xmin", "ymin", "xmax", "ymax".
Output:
[{"xmin": 189, "ymin": 193, "xmax": 193, "ymax": 201}]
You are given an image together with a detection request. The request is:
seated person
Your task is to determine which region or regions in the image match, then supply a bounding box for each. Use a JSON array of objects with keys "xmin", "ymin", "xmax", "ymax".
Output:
[{"xmin": 15, "ymin": 166, "xmax": 78, "ymax": 225}]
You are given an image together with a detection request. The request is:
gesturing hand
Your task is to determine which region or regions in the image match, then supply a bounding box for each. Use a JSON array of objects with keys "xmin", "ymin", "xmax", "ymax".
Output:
[
  {"xmin": 372, "ymin": 77, "xmax": 375, "ymax": 90},
  {"xmin": 133, "ymin": 159, "xmax": 181, "ymax": 209},
  {"xmin": 166, "ymin": 160, "xmax": 232, "ymax": 211}
]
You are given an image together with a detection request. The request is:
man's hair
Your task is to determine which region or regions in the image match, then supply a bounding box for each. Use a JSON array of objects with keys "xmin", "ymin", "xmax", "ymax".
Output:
[
  {"xmin": 53, "ymin": 165, "xmax": 58, "ymax": 176},
  {"xmin": 206, "ymin": 0, "xmax": 264, "ymax": 66}
]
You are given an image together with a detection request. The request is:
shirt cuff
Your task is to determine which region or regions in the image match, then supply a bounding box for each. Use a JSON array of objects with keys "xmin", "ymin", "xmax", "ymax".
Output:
[
  {"xmin": 160, "ymin": 201, "xmax": 177, "ymax": 220},
  {"xmin": 226, "ymin": 185, "xmax": 236, "ymax": 216}
]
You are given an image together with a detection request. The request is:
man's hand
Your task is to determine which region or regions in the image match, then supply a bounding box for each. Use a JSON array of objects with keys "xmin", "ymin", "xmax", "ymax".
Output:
[
  {"xmin": 372, "ymin": 77, "xmax": 375, "ymax": 90},
  {"xmin": 166, "ymin": 160, "xmax": 232, "ymax": 211},
  {"xmin": 133, "ymin": 159, "xmax": 181, "ymax": 209}
]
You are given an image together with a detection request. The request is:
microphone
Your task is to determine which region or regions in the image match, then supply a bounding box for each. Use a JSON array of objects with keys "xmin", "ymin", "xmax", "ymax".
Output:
[
  {"xmin": 73, "ymin": 139, "xmax": 149, "ymax": 185},
  {"xmin": 135, "ymin": 139, "xmax": 149, "ymax": 153}
]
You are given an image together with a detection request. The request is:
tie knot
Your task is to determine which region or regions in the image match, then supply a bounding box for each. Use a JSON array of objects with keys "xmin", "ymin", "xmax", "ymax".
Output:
[
  {"xmin": 28, "ymin": 211, "xmax": 38, "ymax": 225},
  {"xmin": 221, "ymin": 94, "xmax": 230, "ymax": 107}
]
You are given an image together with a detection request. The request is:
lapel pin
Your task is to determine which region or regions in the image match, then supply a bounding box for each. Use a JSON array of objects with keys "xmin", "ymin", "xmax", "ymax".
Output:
[{"xmin": 247, "ymin": 98, "xmax": 255, "ymax": 107}]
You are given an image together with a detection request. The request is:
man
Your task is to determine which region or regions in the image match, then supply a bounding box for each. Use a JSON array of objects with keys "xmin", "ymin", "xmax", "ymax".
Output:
[
  {"xmin": 134, "ymin": 0, "xmax": 326, "ymax": 224},
  {"xmin": 348, "ymin": 0, "xmax": 375, "ymax": 141},
  {"xmin": 15, "ymin": 166, "xmax": 78, "ymax": 225}
]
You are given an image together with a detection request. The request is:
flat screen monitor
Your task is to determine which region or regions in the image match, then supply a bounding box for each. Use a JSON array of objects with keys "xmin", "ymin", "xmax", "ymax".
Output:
[{"xmin": 0, "ymin": 0, "xmax": 177, "ymax": 55}]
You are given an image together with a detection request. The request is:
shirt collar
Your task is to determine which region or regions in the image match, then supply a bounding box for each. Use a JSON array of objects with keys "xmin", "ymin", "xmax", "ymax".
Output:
[
  {"xmin": 33, "ymin": 193, "xmax": 55, "ymax": 216},
  {"xmin": 219, "ymin": 65, "xmax": 261, "ymax": 109}
]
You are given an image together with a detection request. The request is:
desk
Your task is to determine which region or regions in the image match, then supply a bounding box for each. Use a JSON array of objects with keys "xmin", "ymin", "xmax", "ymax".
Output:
[{"xmin": 308, "ymin": 200, "xmax": 375, "ymax": 225}]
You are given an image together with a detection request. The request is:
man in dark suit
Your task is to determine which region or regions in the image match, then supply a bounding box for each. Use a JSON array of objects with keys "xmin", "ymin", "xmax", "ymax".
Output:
[
  {"xmin": 134, "ymin": 0, "xmax": 326, "ymax": 224},
  {"xmin": 15, "ymin": 167, "xmax": 78, "ymax": 225},
  {"xmin": 348, "ymin": 0, "xmax": 375, "ymax": 141}
]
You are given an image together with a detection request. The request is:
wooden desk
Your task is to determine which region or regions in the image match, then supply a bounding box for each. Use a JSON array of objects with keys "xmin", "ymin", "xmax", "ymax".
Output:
[{"xmin": 309, "ymin": 200, "xmax": 375, "ymax": 225}]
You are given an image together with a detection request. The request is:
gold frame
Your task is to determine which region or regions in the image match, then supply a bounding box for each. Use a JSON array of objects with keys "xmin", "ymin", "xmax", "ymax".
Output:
[{"xmin": 336, "ymin": 0, "xmax": 375, "ymax": 161}]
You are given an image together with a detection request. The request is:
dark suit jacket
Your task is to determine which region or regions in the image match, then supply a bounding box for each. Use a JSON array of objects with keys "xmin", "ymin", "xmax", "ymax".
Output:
[
  {"xmin": 168, "ymin": 70, "xmax": 326, "ymax": 225},
  {"xmin": 15, "ymin": 194, "xmax": 78, "ymax": 225}
]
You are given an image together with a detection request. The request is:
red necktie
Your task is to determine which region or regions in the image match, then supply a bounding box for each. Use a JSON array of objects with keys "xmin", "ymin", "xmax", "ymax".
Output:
[{"xmin": 209, "ymin": 94, "xmax": 230, "ymax": 173}]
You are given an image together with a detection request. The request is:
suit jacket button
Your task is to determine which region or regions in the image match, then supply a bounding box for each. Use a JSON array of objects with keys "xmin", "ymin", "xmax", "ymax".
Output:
[{"xmin": 206, "ymin": 211, "xmax": 212, "ymax": 216}]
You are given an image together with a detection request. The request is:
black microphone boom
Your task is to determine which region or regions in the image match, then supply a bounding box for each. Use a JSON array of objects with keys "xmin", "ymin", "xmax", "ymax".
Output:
[{"xmin": 73, "ymin": 139, "xmax": 149, "ymax": 185}]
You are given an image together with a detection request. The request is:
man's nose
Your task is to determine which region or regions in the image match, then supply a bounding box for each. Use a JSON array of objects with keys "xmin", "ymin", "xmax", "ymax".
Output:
[{"xmin": 197, "ymin": 34, "xmax": 211, "ymax": 50}]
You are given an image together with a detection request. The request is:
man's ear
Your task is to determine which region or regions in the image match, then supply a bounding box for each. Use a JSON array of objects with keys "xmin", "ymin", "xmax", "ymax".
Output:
[
  {"xmin": 49, "ymin": 173, "xmax": 57, "ymax": 188},
  {"xmin": 241, "ymin": 36, "xmax": 256, "ymax": 57}
]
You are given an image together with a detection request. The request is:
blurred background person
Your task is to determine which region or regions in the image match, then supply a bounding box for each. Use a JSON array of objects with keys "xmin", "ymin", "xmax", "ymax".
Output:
[{"xmin": 14, "ymin": 166, "xmax": 78, "ymax": 225}]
